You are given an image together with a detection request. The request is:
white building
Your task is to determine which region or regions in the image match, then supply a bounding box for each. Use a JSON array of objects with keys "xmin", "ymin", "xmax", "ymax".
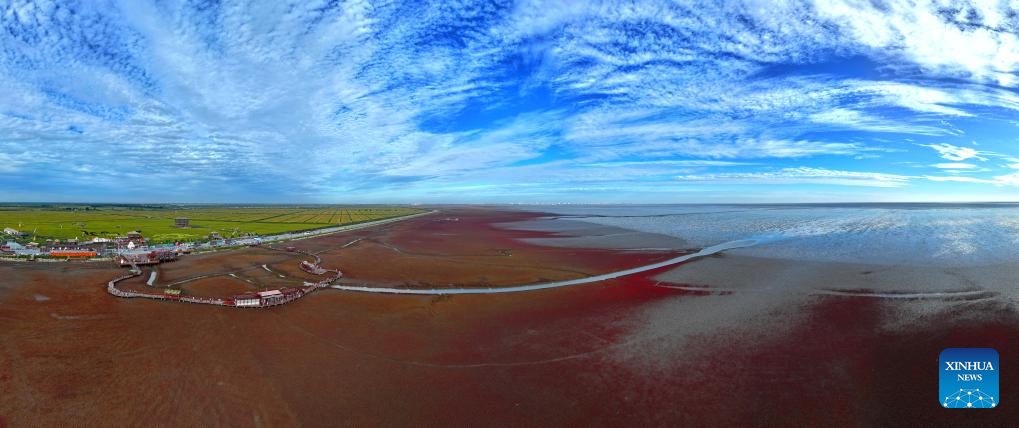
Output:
[
  {"xmin": 4, "ymin": 227, "xmax": 19, "ymax": 236},
  {"xmin": 234, "ymin": 294, "xmax": 261, "ymax": 307},
  {"xmin": 257, "ymin": 290, "xmax": 285, "ymax": 305}
]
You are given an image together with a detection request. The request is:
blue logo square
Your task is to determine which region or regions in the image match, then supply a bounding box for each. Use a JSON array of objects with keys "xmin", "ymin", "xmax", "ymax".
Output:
[{"xmin": 940, "ymin": 348, "xmax": 999, "ymax": 408}]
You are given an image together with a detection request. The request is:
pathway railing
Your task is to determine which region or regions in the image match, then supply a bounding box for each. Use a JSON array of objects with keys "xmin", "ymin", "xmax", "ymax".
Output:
[{"xmin": 107, "ymin": 244, "xmax": 345, "ymax": 308}]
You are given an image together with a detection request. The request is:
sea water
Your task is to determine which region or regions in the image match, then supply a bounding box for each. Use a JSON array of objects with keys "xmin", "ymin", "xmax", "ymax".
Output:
[{"xmin": 530, "ymin": 204, "xmax": 1019, "ymax": 267}]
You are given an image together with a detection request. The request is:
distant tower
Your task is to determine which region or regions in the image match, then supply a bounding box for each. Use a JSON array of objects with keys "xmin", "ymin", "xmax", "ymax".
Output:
[{"xmin": 174, "ymin": 217, "xmax": 190, "ymax": 228}]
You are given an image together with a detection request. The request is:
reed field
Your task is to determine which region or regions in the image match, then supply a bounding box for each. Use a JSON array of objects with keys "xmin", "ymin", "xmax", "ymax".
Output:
[{"xmin": 0, "ymin": 205, "xmax": 425, "ymax": 243}]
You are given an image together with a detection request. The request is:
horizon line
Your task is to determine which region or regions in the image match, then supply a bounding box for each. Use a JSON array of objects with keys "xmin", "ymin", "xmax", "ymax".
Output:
[{"xmin": 6, "ymin": 201, "xmax": 1019, "ymax": 206}]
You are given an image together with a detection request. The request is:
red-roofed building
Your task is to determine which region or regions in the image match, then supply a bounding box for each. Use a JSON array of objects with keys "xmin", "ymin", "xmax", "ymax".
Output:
[{"xmin": 50, "ymin": 250, "xmax": 98, "ymax": 258}]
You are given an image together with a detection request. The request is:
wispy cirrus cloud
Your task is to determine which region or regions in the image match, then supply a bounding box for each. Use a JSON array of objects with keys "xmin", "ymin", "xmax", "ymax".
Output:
[
  {"xmin": 925, "ymin": 174, "xmax": 1019, "ymax": 186},
  {"xmin": 808, "ymin": 108, "xmax": 949, "ymax": 135},
  {"xmin": 2, "ymin": 0, "xmax": 1019, "ymax": 202},
  {"xmin": 932, "ymin": 163, "xmax": 978, "ymax": 169},
  {"xmin": 676, "ymin": 167, "xmax": 913, "ymax": 188}
]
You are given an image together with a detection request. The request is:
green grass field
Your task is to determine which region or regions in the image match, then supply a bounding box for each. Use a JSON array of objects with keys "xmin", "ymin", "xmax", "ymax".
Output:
[{"xmin": 0, "ymin": 205, "xmax": 425, "ymax": 244}]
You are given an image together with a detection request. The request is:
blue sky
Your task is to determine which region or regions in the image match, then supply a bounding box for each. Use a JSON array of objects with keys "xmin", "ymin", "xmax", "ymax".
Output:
[{"xmin": 1, "ymin": 0, "xmax": 1019, "ymax": 203}]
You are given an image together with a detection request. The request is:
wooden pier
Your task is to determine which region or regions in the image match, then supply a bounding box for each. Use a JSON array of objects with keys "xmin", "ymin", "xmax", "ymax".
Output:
[{"xmin": 106, "ymin": 245, "xmax": 342, "ymax": 308}]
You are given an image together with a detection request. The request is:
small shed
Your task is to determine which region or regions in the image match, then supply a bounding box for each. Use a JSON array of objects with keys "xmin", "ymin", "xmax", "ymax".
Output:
[
  {"xmin": 234, "ymin": 293, "xmax": 261, "ymax": 307},
  {"xmin": 257, "ymin": 290, "xmax": 286, "ymax": 305}
]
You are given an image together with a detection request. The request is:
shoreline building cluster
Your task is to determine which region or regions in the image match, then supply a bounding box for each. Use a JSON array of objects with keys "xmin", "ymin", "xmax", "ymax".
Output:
[{"xmin": 2, "ymin": 230, "xmax": 179, "ymax": 259}]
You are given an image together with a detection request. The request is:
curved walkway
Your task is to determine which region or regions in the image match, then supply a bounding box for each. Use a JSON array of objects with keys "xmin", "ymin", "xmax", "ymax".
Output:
[
  {"xmin": 328, "ymin": 239, "xmax": 757, "ymax": 295},
  {"xmin": 107, "ymin": 245, "xmax": 342, "ymax": 307},
  {"xmin": 108, "ymin": 234, "xmax": 760, "ymax": 304}
]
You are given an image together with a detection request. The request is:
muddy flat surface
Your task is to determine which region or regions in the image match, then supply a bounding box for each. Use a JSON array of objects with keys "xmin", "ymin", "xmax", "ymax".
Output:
[{"xmin": 1, "ymin": 208, "xmax": 1016, "ymax": 427}]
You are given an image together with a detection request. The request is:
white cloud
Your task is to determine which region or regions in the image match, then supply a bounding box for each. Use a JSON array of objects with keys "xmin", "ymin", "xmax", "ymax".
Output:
[
  {"xmin": 932, "ymin": 163, "xmax": 977, "ymax": 169},
  {"xmin": 995, "ymin": 173, "xmax": 1019, "ymax": 186},
  {"xmin": 926, "ymin": 173, "xmax": 1019, "ymax": 186},
  {"xmin": 0, "ymin": 152, "xmax": 24, "ymax": 173},
  {"xmin": 925, "ymin": 176, "xmax": 996, "ymax": 184},
  {"xmin": 2, "ymin": 1, "xmax": 1019, "ymax": 201},
  {"xmin": 809, "ymin": 108, "xmax": 946, "ymax": 135},
  {"xmin": 810, "ymin": 0, "xmax": 1019, "ymax": 86},
  {"xmin": 582, "ymin": 160, "xmax": 756, "ymax": 167},
  {"xmin": 921, "ymin": 143, "xmax": 987, "ymax": 161},
  {"xmin": 676, "ymin": 167, "xmax": 913, "ymax": 187}
]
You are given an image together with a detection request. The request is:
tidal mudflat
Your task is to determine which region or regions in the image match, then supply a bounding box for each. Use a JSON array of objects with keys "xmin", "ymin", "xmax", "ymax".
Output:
[{"xmin": 2, "ymin": 206, "xmax": 1016, "ymax": 426}]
